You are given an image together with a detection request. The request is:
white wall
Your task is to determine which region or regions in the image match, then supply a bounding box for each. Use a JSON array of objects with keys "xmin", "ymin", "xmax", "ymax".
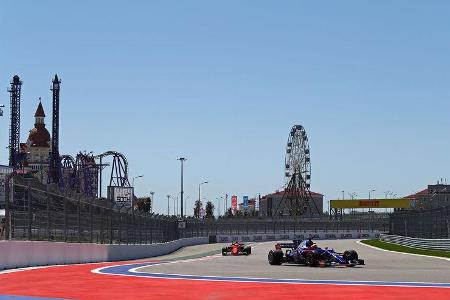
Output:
[
  {"xmin": 216, "ymin": 230, "xmax": 382, "ymax": 243},
  {"xmin": 0, "ymin": 237, "xmax": 208, "ymax": 270}
]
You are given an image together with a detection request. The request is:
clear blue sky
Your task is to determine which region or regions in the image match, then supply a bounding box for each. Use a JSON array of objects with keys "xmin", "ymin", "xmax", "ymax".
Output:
[{"xmin": 1, "ymin": 1, "xmax": 450, "ymax": 214}]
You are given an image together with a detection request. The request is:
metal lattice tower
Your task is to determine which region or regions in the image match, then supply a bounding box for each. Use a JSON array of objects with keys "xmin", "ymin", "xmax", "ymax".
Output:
[
  {"xmin": 48, "ymin": 74, "xmax": 61, "ymax": 183},
  {"xmin": 8, "ymin": 75, "xmax": 22, "ymax": 169}
]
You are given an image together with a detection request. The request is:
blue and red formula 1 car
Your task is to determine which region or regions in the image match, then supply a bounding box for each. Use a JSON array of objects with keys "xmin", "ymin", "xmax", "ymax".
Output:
[
  {"xmin": 268, "ymin": 239, "xmax": 365, "ymax": 267},
  {"xmin": 222, "ymin": 242, "xmax": 252, "ymax": 256}
]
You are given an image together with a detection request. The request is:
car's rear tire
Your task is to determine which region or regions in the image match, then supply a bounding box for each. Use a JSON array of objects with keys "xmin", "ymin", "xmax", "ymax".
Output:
[
  {"xmin": 222, "ymin": 247, "xmax": 228, "ymax": 256},
  {"xmin": 306, "ymin": 252, "xmax": 318, "ymax": 267},
  {"xmin": 244, "ymin": 246, "xmax": 252, "ymax": 255},
  {"xmin": 343, "ymin": 250, "xmax": 358, "ymax": 263},
  {"xmin": 268, "ymin": 250, "xmax": 283, "ymax": 265}
]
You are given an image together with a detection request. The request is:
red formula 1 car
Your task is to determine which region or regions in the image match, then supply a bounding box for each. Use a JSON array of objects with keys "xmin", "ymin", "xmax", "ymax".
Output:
[{"xmin": 222, "ymin": 242, "xmax": 252, "ymax": 256}]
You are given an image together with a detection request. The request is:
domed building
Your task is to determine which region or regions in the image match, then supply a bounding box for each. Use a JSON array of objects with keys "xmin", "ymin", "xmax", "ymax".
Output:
[{"xmin": 20, "ymin": 100, "xmax": 52, "ymax": 181}]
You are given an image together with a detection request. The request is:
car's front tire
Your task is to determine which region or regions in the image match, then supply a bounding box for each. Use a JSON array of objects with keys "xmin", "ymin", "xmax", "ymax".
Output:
[
  {"xmin": 222, "ymin": 247, "xmax": 228, "ymax": 256},
  {"xmin": 343, "ymin": 250, "xmax": 358, "ymax": 263},
  {"xmin": 306, "ymin": 252, "xmax": 318, "ymax": 267},
  {"xmin": 268, "ymin": 250, "xmax": 283, "ymax": 265}
]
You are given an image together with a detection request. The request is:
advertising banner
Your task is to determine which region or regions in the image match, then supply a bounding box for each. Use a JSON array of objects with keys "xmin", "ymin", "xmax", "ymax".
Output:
[
  {"xmin": 231, "ymin": 195, "xmax": 238, "ymax": 211},
  {"xmin": 330, "ymin": 199, "xmax": 411, "ymax": 209},
  {"xmin": 107, "ymin": 186, "xmax": 134, "ymax": 208},
  {"xmin": 243, "ymin": 196, "xmax": 249, "ymax": 209}
]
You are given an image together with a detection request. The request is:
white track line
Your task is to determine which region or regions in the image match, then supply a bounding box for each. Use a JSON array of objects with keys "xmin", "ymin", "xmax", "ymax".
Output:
[{"xmin": 357, "ymin": 241, "xmax": 450, "ymax": 262}]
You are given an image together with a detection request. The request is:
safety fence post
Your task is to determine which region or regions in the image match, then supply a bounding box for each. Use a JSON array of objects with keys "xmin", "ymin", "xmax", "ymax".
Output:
[
  {"xmin": 46, "ymin": 192, "xmax": 51, "ymax": 241},
  {"xmin": 27, "ymin": 187, "xmax": 32, "ymax": 240}
]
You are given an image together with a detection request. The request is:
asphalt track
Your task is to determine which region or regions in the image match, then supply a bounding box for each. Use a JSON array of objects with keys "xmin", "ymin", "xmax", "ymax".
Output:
[
  {"xmin": 0, "ymin": 240, "xmax": 449, "ymax": 299},
  {"xmin": 134, "ymin": 240, "xmax": 450, "ymax": 283}
]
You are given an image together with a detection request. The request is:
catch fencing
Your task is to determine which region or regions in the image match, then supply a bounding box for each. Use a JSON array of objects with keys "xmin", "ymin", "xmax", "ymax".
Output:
[
  {"xmin": 380, "ymin": 234, "xmax": 450, "ymax": 251},
  {"xmin": 2, "ymin": 176, "xmax": 390, "ymax": 244},
  {"xmin": 389, "ymin": 206, "xmax": 450, "ymax": 239},
  {"xmin": 2, "ymin": 176, "xmax": 179, "ymax": 244},
  {"xmin": 181, "ymin": 217, "xmax": 389, "ymax": 238}
]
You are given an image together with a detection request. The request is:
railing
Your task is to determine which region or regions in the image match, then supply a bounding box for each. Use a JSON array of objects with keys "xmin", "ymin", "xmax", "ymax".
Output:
[
  {"xmin": 379, "ymin": 234, "xmax": 450, "ymax": 251},
  {"xmin": 3, "ymin": 176, "xmax": 179, "ymax": 244},
  {"xmin": 389, "ymin": 206, "xmax": 450, "ymax": 238},
  {"xmin": 2, "ymin": 176, "xmax": 391, "ymax": 244}
]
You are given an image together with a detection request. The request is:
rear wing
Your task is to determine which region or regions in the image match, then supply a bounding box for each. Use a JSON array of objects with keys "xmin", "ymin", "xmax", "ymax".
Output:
[{"xmin": 276, "ymin": 243, "xmax": 296, "ymax": 249}]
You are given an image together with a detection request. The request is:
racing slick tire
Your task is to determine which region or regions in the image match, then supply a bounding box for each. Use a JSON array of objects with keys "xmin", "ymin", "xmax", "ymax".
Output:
[
  {"xmin": 343, "ymin": 250, "xmax": 358, "ymax": 263},
  {"xmin": 268, "ymin": 250, "xmax": 283, "ymax": 265},
  {"xmin": 222, "ymin": 247, "xmax": 228, "ymax": 256},
  {"xmin": 244, "ymin": 246, "xmax": 252, "ymax": 255},
  {"xmin": 306, "ymin": 252, "xmax": 319, "ymax": 267}
]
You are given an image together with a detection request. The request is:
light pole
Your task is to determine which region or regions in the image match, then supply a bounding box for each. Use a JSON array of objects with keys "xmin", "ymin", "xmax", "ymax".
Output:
[
  {"xmin": 368, "ymin": 189, "xmax": 375, "ymax": 213},
  {"xmin": 198, "ymin": 181, "xmax": 208, "ymax": 209},
  {"xmin": 132, "ymin": 175, "xmax": 144, "ymax": 209},
  {"xmin": 166, "ymin": 195, "xmax": 171, "ymax": 216},
  {"xmin": 177, "ymin": 157, "xmax": 187, "ymax": 218},
  {"xmin": 132, "ymin": 175, "xmax": 144, "ymax": 192},
  {"xmin": 216, "ymin": 197, "xmax": 223, "ymax": 217},
  {"xmin": 149, "ymin": 191, "xmax": 155, "ymax": 213}
]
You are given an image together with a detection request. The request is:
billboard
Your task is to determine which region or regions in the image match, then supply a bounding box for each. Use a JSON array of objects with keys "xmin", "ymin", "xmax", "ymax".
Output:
[
  {"xmin": 108, "ymin": 186, "xmax": 134, "ymax": 208},
  {"xmin": 330, "ymin": 199, "xmax": 411, "ymax": 209},
  {"xmin": 243, "ymin": 196, "xmax": 249, "ymax": 209},
  {"xmin": 231, "ymin": 195, "xmax": 238, "ymax": 211}
]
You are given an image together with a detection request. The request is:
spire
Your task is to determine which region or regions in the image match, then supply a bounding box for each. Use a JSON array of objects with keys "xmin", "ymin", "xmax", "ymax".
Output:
[{"xmin": 35, "ymin": 98, "xmax": 46, "ymax": 117}]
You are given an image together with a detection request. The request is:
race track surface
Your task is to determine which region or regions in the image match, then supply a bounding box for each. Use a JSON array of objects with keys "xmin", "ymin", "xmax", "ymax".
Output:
[
  {"xmin": 0, "ymin": 240, "xmax": 449, "ymax": 299},
  {"xmin": 135, "ymin": 240, "xmax": 450, "ymax": 283}
]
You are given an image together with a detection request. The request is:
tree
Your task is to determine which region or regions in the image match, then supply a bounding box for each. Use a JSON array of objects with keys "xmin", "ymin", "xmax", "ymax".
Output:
[
  {"xmin": 194, "ymin": 200, "xmax": 203, "ymax": 218},
  {"xmin": 225, "ymin": 208, "xmax": 233, "ymax": 218},
  {"xmin": 205, "ymin": 201, "xmax": 215, "ymax": 219},
  {"xmin": 136, "ymin": 197, "xmax": 151, "ymax": 213}
]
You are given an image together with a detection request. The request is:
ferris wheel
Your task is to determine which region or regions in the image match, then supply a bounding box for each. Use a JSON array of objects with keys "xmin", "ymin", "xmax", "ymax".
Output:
[
  {"xmin": 284, "ymin": 125, "xmax": 311, "ymax": 187},
  {"xmin": 274, "ymin": 124, "xmax": 317, "ymax": 217}
]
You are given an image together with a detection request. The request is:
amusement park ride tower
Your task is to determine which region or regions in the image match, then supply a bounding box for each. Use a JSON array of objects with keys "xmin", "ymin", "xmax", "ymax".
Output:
[{"xmin": 48, "ymin": 75, "xmax": 61, "ymax": 184}]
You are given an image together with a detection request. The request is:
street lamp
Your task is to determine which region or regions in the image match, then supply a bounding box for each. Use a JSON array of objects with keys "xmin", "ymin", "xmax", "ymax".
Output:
[
  {"xmin": 166, "ymin": 195, "xmax": 171, "ymax": 216},
  {"xmin": 177, "ymin": 157, "xmax": 187, "ymax": 218},
  {"xmin": 149, "ymin": 191, "xmax": 155, "ymax": 213},
  {"xmin": 216, "ymin": 197, "xmax": 223, "ymax": 217},
  {"xmin": 198, "ymin": 181, "xmax": 208, "ymax": 208},
  {"xmin": 132, "ymin": 175, "xmax": 144, "ymax": 190},
  {"xmin": 368, "ymin": 189, "xmax": 375, "ymax": 213}
]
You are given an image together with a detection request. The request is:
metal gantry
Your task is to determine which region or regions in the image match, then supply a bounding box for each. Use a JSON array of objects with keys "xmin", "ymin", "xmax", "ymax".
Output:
[
  {"xmin": 48, "ymin": 75, "xmax": 62, "ymax": 184},
  {"xmin": 8, "ymin": 75, "xmax": 22, "ymax": 169}
]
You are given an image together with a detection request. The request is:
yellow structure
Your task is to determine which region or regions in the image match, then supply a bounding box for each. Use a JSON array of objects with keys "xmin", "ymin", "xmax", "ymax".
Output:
[{"xmin": 330, "ymin": 199, "xmax": 411, "ymax": 209}]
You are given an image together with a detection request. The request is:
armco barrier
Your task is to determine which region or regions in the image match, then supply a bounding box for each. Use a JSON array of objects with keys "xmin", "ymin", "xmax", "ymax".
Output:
[
  {"xmin": 379, "ymin": 234, "xmax": 450, "ymax": 251},
  {"xmin": 0, "ymin": 237, "xmax": 208, "ymax": 270},
  {"xmin": 217, "ymin": 231, "xmax": 382, "ymax": 243}
]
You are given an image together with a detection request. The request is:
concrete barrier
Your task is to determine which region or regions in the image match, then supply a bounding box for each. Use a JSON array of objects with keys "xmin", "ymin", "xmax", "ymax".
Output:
[
  {"xmin": 216, "ymin": 231, "xmax": 382, "ymax": 243},
  {"xmin": 0, "ymin": 237, "xmax": 208, "ymax": 270}
]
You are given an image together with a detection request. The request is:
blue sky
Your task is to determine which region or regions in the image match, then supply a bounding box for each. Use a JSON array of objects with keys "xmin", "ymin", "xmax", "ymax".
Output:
[{"xmin": 1, "ymin": 1, "xmax": 450, "ymax": 214}]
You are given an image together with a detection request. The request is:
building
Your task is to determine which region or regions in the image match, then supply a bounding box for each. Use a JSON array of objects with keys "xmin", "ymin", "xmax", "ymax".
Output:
[
  {"xmin": 403, "ymin": 184, "xmax": 450, "ymax": 210},
  {"xmin": 259, "ymin": 189, "xmax": 324, "ymax": 217},
  {"xmin": 20, "ymin": 101, "xmax": 52, "ymax": 182},
  {"xmin": 237, "ymin": 198, "xmax": 257, "ymax": 213},
  {"xmin": 0, "ymin": 165, "xmax": 14, "ymax": 209}
]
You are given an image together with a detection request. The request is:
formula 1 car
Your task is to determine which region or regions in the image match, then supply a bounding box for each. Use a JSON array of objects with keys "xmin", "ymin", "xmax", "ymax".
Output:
[
  {"xmin": 268, "ymin": 239, "xmax": 364, "ymax": 267},
  {"xmin": 222, "ymin": 242, "xmax": 252, "ymax": 256}
]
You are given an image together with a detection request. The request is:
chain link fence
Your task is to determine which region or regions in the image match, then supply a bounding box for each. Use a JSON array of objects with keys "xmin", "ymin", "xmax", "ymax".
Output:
[
  {"xmin": 2, "ymin": 176, "xmax": 391, "ymax": 244},
  {"xmin": 389, "ymin": 206, "xmax": 450, "ymax": 238},
  {"xmin": 181, "ymin": 217, "xmax": 389, "ymax": 238},
  {"xmin": 3, "ymin": 177, "xmax": 179, "ymax": 244}
]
